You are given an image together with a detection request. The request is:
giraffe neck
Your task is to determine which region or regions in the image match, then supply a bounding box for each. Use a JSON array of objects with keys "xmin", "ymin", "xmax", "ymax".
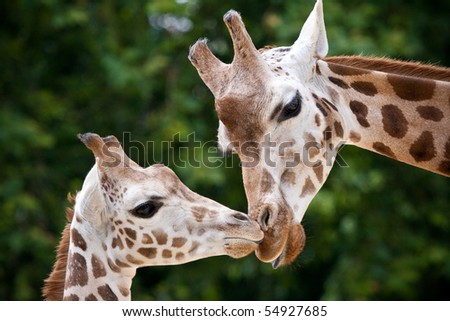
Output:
[
  {"xmin": 63, "ymin": 167, "xmax": 136, "ymax": 300},
  {"xmin": 63, "ymin": 216, "xmax": 136, "ymax": 300},
  {"xmin": 315, "ymin": 58, "xmax": 450, "ymax": 177}
]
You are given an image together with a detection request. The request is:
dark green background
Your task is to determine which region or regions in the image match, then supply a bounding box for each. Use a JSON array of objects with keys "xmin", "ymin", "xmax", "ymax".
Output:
[{"xmin": 1, "ymin": 0, "xmax": 449, "ymax": 300}]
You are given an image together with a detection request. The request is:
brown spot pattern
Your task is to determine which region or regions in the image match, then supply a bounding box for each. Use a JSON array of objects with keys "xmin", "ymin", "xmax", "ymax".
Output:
[
  {"xmin": 315, "ymin": 114, "xmax": 321, "ymax": 127},
  {"xmin": 438, "ymin": 161, "xmax": 450, "ymax": 176},
  {"xmin": 349, "ymin": 131, "xmax": 361, "ymax": 143},
  {"xmin": 313, "ymin": 163, "xmax": 324, "ymax": 183},
  {"xmin": 388, "ymin": 74, "xmax": 435, "ymax": 101},
  {"xmin": 66, "ymin": 252, "xmax": 88, "ymax": 288},
  {"xmin": 152, "ymin": 229, "xmax": 168, "ymax": 245},
  {"xmin": 349, "ymin": 101, "xmax": 370, "ymax": 128},
  {"xmin": 125, "ymin": 238, "xmax": 134, "ymax": 249},
  {"xmin": 115, "ymin": 259, "xmax": 131, "ymax": 268},
  {"xmin": 409, "ymin": 131, "xmax": 436, "ymax": 162},
  {"xmin": 323, "ymin": 126, "xmax": 332, "ymax": 142},
  {"xmin": 416, "ymin": 106, "xmax": 444, "ymax": 122},
  {"xmin": 91, "ymin": 254, "xmax": 107, "ymax": 279},
  {"xmin": 172, "ymin": 237, "xmax": 187, "ymax": 248},
  {"xmin": 162, "ymin": 250, "xmax": 173, "ymax": 258},
  {"xmin": 85, "ymin": 294, "xmax": 97, "ymax": 301},
  {"xmin": 316, "ymin": 102, "xmax": 328, "ymax": 117},
  {"xmin": 111, "ymin": 237, "xmax": 124, "ymax": 250},
  {"xmin": 300, "ymin": 177, "xmax": 316, "ymax": 196},
  {"xmin": 445, "ymin": 138, "xmax": 450, "ymax": 159},
  {"xmin": 71, "ymin": 228, "xmax": 87, "ymax": 251},
  {"xmin": 192, "ymin": 206, "xmax": 207, "ymax": 222},
  {"xmin": 64, "ymin": 294, "xmax": 79, "ymax": 301},
  {"xmin": 381, "ymin": 104, "xmax": 408, "ymax": 138},
  {"xmin": 322, "ymin": 98, "xmax": 338, "ymax": 112},
  {"xmin": 126, "ymin": 254, "xmax": 144, "ymax": 265},
  {"xmin": 176, "ymin": 252, "xmax": 185, "ymax": 261},
  {"xmin": 334, "ymin": 121, "xmax": 344, "ymax": 138},
  {"xmin": 351, "ymin": 81, "xmax": 378, "ymax": 96},
  {"xmin": 142, "ymin": 233, "xmax": 154, "ymax": 244},
  {"xmin": 373, "ymin": 142, "xmax": 396, "ymax": 159},
  {"xmin": 329, "ymin": 76, "xmax": 350, "ymax": 89},
  {"xmin": 119, "ymin": 286, "xmax": 130, "ymax": 297},
  {"xmin": 137, "ymin": 247, "xmax": 157, "ymax": 259},
  {"xmin": 261, "ymin": 169, "xmax": 275, "ymax": 193},
  {"xmin": 97, "ymin": 285, "xmax": 118, "ymax": 301},
  {"xmin": 307, "ymin": 143, "xmax": 321, "ymax": 160},
  {"xmin": 107, "ymin": 258, "xmax": 121, "ymax": 273},
  {"xmin": 124, "ymin": 228, "xmax": 136, "ymax": 240},
  {"xmin": 281, "ymin": 170, "xmax": 296, "ymax": 186}
]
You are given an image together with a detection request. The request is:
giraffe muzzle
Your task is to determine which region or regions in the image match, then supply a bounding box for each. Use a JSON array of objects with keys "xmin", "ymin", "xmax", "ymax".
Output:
[{"xmin": 223, "ymin": 216, "xmax": 264, "ymax": 258}]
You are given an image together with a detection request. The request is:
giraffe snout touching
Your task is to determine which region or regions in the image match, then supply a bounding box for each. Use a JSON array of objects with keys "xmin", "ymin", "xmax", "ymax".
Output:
[{"xmin": 223, "ymin": 211, "xmax": 264, "ymax": 259}]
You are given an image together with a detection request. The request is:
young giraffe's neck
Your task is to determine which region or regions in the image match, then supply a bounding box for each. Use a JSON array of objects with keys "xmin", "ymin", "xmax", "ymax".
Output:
[
  {"xmin": 316, "ymin": 56, "xmax": 450, "ymax": 177},
  {"xmin": 63, "ymin": 216, "xmax": 136, "ymax": 301},
  {"xmin": 63, "ymin": 170, "xmax": 136, "ymax": 301}
]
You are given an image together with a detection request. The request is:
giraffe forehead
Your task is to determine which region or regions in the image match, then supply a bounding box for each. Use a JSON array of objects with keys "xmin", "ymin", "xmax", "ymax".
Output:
[{"xmin": 216, "ymin": 95, "xmax": 267, "ymax": 143}]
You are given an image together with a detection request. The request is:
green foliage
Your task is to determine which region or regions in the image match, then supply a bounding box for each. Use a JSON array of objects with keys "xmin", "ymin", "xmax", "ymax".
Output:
[{"xmin": 0, "ymin": 0, "xmax": 448, "ymax": 300}]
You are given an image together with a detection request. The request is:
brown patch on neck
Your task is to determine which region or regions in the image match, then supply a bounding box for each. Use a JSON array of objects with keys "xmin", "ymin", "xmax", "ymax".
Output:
[
  {"xmin": 409, "ymin": 131, "xmax": 436, "ymax": 162},
  {"xmin": 325, "ymin": 56, "xmax": 450, "ymax": 82},
  {"xmin": 300, "ymin": 177, "xmax": 316, "ymax": 196},
  {"xmin": 43, "ymin": 193, "xmax": 75, "ymax": 301},
  {"xmin": 97, "ymin": 284, "xmax": 118, "ymax": 301},
  {"xmin": 373, "ymin": 142, "xmax": 397, "ymax": 159}
]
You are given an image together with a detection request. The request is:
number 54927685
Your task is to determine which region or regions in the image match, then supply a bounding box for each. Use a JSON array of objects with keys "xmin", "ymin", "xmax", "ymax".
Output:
[{"xmin": 264, "ymin": 305, "xmax": 327, "ymax": 317}]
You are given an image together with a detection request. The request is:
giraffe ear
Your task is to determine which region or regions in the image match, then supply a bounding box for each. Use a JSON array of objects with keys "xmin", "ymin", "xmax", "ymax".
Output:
[
  {"xmin": 78, "ymin": 133, "xmax": 139, "ymax": 170},
  {"xmin": 291, "ymin": 0, "xmax": 328, "ymax": 60}
]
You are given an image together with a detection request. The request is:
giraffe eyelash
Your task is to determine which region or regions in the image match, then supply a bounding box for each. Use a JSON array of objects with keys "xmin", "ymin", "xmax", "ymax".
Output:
[
  {"xmin": 277, "ymin": 91, "xmax": 302, "ymax": 122},
  {"xmin": 130, "ymin": 199, "xmax": 163, "ymax": 219}
]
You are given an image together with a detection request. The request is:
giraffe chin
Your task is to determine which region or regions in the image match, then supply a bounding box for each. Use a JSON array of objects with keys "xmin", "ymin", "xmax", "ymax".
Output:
[
  {"xmin": 255, "ymin": 222, "xmax": 306, "ymax": 268},
  {"xmin": 224, "ymin": 238, "xmax": 263, "ymax": 259},
  {"xmin": 271, "ymin": 223, "xmax": 306, "ymax": 269}
]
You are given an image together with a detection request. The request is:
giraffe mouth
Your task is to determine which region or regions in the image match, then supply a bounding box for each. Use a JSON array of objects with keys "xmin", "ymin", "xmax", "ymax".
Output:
[
  {"xmin": 270, "ymin": 222, "xmax": 306, "ymax": 269},
  {"xmin": 224, "ymin": 237, "xmax": 264, "ymax": 259},
  {"xmin": 224, "ymin": 237, "xmax": 263, "ymax": 244}
]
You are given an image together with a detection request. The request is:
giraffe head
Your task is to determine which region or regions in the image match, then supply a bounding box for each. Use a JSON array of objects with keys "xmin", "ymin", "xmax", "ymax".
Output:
[
  {"xmin": 76, "ymin": 133, "xmax": 263, "ymax": 267},
  {"xmin": 189, "ymin": 0, "xmax": 340, "ymax": 267}
]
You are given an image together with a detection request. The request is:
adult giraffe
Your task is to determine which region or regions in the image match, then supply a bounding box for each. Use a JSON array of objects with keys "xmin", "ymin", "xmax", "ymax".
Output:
[{"xmin": 189, "ymin": 0, "xmax": 450, "ymax": 268}]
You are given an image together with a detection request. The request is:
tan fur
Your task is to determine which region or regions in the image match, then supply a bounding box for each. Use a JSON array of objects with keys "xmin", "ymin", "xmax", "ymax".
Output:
[
  {"xmin": 324, "ymin": 56, "xmax": 450, "ymax": 82},
  {"xmin": 42, "ymin": 193, "xmax": 75, "ymax": 301}
]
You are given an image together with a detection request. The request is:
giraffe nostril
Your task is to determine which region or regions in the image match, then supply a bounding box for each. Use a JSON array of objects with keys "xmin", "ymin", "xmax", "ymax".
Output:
[
  {"xmin": 233, "ymin": 212, "xmax": 250, "ymax": 222},
  {"xmin": 259, "ymin": 207, "xmax": 271, "ymax": 231}
]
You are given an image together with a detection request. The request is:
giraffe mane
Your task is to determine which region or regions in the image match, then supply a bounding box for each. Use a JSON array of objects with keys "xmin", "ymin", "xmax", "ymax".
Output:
[
  {"xmin": 42, "ymin": 193, "xmax": 75, "ymax": 301},
  {"xmin": 324, "ymin": 55, "xmax": 450, "ymax": 82}
]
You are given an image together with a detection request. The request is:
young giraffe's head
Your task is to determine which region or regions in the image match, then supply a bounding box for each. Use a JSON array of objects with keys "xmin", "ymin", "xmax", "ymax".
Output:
[
  {"xmin": 190, "ymin": 0, "xmax": 450, "ymax": 267},
  {"xmin": 43, "ymin": 133, "xmax": 263, "ymax": 300}
]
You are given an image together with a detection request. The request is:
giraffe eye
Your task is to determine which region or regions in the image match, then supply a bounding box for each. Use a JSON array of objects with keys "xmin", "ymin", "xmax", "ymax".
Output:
[
  {"xmin": 131, "ymin": 200, "xmax": 162, "ymax": 218},
  {"xmin": 278, "ymin": 91, "xmax": 302, "ymax": 122}
]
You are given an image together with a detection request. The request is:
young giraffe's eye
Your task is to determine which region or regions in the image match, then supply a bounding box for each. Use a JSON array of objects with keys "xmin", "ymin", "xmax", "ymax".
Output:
[
  {"xmin": 131, "ymin": 200, "xmax": 162, "ymax": 219},
  {"xmin": 278, "ymin": 91, "xmax": 302, "ymax": 122}
]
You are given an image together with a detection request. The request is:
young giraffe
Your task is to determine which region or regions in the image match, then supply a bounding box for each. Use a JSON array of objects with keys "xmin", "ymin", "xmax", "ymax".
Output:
[
  {"xmin": 189, "ymin": 0, "xmax": 450, "ymax": 267},
  {"xmin": 43, "ymin": 133, "xmax": 263, "ymax": 300}
]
